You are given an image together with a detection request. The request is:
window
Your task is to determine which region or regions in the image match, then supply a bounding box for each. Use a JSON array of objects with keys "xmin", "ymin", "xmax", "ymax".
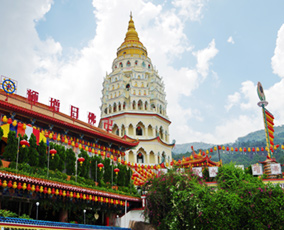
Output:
[
  {"xmin": 136, "ymin": 126, "xmax": 143, "ymax": 136},
  {"xmin": 135, "ymin": 60, "xmax": 138, "ymax": 65},
  {"xmin": 142, "ymin": 61, "xmax": 146, "ymax": 67},
  {"xmin": 137, "ymin": 153, "xmax": 144, "ymax": 163},
  {"xmin": 119, "ymin": 62, "xmax": 123, "ymax": 67},
  {"xmin": 127, "ymin": 61, "xmax": 131, "ymax": 66}
]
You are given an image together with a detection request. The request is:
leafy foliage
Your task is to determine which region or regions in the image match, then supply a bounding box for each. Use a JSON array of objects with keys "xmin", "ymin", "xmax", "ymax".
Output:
[
  {"xmin": 28, "ymin": 134, "xmax": 39, "ymax": 166},
  {"xmin": 3, "ymin": 131, "xmax": 18, "ymax": 162},
  {"xmin": 144, "ymin": 164, "xmax": 284, "ymax": 229}
]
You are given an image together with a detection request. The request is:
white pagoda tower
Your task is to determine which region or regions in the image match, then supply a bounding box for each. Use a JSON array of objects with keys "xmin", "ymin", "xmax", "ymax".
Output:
[{"xmin": 99, "ymin": 14, "xmax": 174, "ymax": 165}]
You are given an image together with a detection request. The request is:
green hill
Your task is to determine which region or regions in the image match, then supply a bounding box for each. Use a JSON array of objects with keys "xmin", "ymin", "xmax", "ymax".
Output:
[{"xmin": 172, "ymin": 125, "xmax": 284, "ymax": 167}]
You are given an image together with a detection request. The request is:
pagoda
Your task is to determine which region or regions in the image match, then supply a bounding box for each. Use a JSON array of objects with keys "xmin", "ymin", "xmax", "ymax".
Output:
[{"xmin": 99, "ymin": 14, "xmax": 174, "ymax": 166}]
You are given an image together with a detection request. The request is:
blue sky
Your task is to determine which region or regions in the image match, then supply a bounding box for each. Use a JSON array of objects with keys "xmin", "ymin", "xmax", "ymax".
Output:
[{"xmin": 1, "ymin": 0, "xmax": 284, "ymax": 145}]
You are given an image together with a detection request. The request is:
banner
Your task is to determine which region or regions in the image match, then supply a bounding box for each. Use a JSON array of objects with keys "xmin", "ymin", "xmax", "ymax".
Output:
[
  {"xmin": 209, "ymin": 167, "xmax": 218, "ymax": 177},
  {"xmin": 192, "ymin": 167, "xmax": 202, "ymax": 177},
  {"xmin": 271, "ymin": 163, "xmax": 281, "ymax": 175},
  {"xmin": 252, "ymin": 164, "xmax": 263, "ymax": 175}
]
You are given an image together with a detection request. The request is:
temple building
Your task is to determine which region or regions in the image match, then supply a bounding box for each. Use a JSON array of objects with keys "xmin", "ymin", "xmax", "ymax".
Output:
[{"xmin": 99, "ymin": 14, "xmax": 174, "ymax": 166}]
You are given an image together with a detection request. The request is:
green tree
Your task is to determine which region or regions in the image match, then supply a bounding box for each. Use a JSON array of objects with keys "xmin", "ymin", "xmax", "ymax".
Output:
[
  {"xmin": 28, "ymin": 134, "xmax": 39, "ymax": 166},
  {"xmin": 49, "ymin": 142, "xmax": 60, "ymax": 171},
  {"xmin": 18, "ymin": 134, "xmax": 29, "ymax": 163},
  {"xmin": 37, "ymin": 140, "xmax": 47, "ymax": 167},
  {"xmin": 65, "ymin": 148, "xmax": 76, "ymax": 175},
  {"xmin": 90, "ymin": 155, "xmax": 103, "ymax": 184},
  {"xmin": 3, "ymin": 131, "xmax": 18, "ymax": 162},
  {"xmin": 103, "ymin": 158, "xmax": 111, "ymax": 184},
  {"xmin": 56, "ymin": 144, "xmax": 66, "ymax": 172},
  {"xmin": 0, "ymin": 127, "xmax": 3, "ymax": 140},
  {"xmin": 78, "ymin": 149, "xmax": 90, "ymax": 178}
]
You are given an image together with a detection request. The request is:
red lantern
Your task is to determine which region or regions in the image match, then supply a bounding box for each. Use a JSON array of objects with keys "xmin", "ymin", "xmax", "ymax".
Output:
[
  {"xmin": 68, "ymin": 140, "xmax": 71, "ymax": 145},
  {"xmin": 43, "ymin": 187, "xmax": 48, "ymax": 194},
  {"xmin": 78, "ymin": 157, "xmax": 85, "ymax": 166},
  {"xmin": 252, "ymin": 147, "xmax": 255, "ymax": 152},
  {"xmin": 114, "ymin": 168, "xmax": 120, "ymax": 175},
  {"xmin": 113, "ymin": 156, "xmax": 117, "ymax": 162},
  {"xmin": 8, "ymin": 180, "xmax": 12, "ymax": 188},
  {"xmin": 235, "ymin": 148, "xmax": 238, "ymax": 152},
  {"xmin": 27, "ymin": 184, "xmax": 31, "ymax": 191},
  {"xmin": 243, "ymin": 147, "xmax": 247, "ymax": 152},
  {"xmin": 226, "ymin": 147, "xmax": 229, "ymax": 151},
  {"xmin": 107, "ymin": 153, "xmax": 110, "ymax": 158},
  {"xmin": 17, "ymin": 182, "xmax": 22, "ymax": 190},
  {"xmin": 50, "ymin": 149, "xmax": 57, "ymax": 159},
  {"xmin": 7, "ymin": 118, "xmax": 12, "ymax": 124},
  {"xmin": 88, "ymin": 148, "xmax": 91, "ymax": 153},
  {"xmin": 53, "ymin": 134, "xmax": 57, "ymax": 141},
  {"xmin": 98, "ymin": 163, "xmax": 104, "ymax": 171},
  {"xmin": 35, "ymin": 185, "xmax": 39, "ymax": 192},
  {"xmin": 261, "ymin": 147, "xmax": 264, "ymax": 151},
  {"xmin": 132, "ymin": 172, "xmax": 139, "ymax": 178},
  {"xmin": 20, "ymin": 140, "xmax": 30, "ymax": 148},
  {"xmin": 75, "ymin": 142, "xmax": 79, "ymax": 148}
]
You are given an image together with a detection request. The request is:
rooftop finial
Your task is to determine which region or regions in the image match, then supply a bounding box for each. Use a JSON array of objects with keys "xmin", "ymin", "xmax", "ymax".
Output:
[{"xmin": 130, "ymin": 11, "xmax": 132, "ymax": 19}]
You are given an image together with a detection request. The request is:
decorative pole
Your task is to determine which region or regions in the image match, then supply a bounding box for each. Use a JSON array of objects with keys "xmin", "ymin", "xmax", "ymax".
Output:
[
  {"xmin": 257, "ymin": 82, "xmax": 274, "ymax": 158},
  {"xmin": 257, "ymin": 82, "xmax": 277, "ymax": 179}
]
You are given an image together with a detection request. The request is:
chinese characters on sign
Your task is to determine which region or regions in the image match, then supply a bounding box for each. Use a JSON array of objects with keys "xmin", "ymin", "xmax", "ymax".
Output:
[
  {"xmin": 50, "ymin": 98, "xmax": 60, "ymax": 112},
  {"xmin": 104, "ymin": 118, "xmax": 113, "ymax": 132},
  {"xmin": 27, "ymin": 89, "xmax": 39, "ymax": 105},
  {"xmin": 192, "ymin": 167, "xmax": 202, "ymax": 177},
  {"xmin": 88, "ymin": 112, "xmax": 96, "ymax": 125},
  {"xmin": 252, "ymin": 164, "xmax": 263, "ymax": 175},
  {"xmin": 271, "ymin": 163, "xmax": 281, "ymax": 175},
  {"xmin": 70, "ymin": 105, "xmax": 79, "ymax": 119},
  {"xmin": 209, "ymin": 167, "xmax": 218, "ymax": 177}
]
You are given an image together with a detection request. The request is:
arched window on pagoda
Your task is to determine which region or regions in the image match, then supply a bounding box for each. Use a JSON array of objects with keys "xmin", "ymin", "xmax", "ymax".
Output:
[
  {"xmin": 119, "ymin": 62, "xmax": 123, "ymax": 67},
  {"xmin": 132, "ymin": 101, "xmax": 136, "ymax": 110},
  {"xmin": 142, "ymin": 61, "xmax": 146, "ymax": 67},
  {"xmin": 148, "ymin": 64, "xmax": 151, "ymax": 69},
  {"xmin": 104, "ymin": 108, "xmax": 108, "ymax": 115},
  {"xmin": 138, "ymin": 100, "xmax": 143, "ymax": 110},
  {"xmin": 127, "ymin": 61, "xmax": 131, "ymax": 66},
  {"xmin": 135, "ymin": 60, "xmax": 138, "ymax": 65},
  {"xmin": 113, "ymin": 103, "xmax": 117, "ymax": 112},
  {"xmin": 121, "ymin": 125, "xmax": 126, "ymax": 136},
  {"xmin": 118, "ymin": 102, "xmax": 121, "ymax": 111},
  {"xmin": 161, "ymin": 152, "xmax": 166, "ymax": 163},
  {"xmin": 137, "ymin": 152, "xmax": 144, "ymax": 164},
  {"xmin": 145, "ymin": 101, "xmax": 148, "ymax": 110},
  {"xmin": 123, "ymin": 102, "xmax": 126, "ymax": 110},
  {"xmin": 148, "ymin": 125, "xmax": 153, "ymax": 137},
  {"xmin": 159, "ymin": 126, "xmax": 164, "ymax": 140},
  {"xmin": 136, "ymin": 126, "xmax": 143, "ymax": 136}
]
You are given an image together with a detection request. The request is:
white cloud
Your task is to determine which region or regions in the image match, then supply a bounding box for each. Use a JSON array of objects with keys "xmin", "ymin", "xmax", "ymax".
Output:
[
  {"xmin": 0, "ymin": 0, "xmax": 223, "ymax": 145},
  {"xmin": 225, "ymin": 92, "xmax": 241, "ymax": 111},
  {"xmin": 172, "ymin": 0, "xmax": 207, "ymax": 21},
  {"xmin": 227, "ymin": 36, "xmax": 235, "ymax": 44},
  {"xmin": 193, "ymin": 39, "xmax": 218, "ymax": 79},
  {"xmin": 271, "ymin": 24, "xmax": 284, "ymax": 78}
]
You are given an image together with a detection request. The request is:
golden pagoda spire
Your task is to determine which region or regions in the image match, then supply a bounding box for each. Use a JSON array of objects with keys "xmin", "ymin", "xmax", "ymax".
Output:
[
  {"xmin": 116, "ymin": 13, "xmax": 148, "ymax": 57},
  {"xmin": 124, "ymin": 12, "xmax": 139, "ymax": 42}
]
